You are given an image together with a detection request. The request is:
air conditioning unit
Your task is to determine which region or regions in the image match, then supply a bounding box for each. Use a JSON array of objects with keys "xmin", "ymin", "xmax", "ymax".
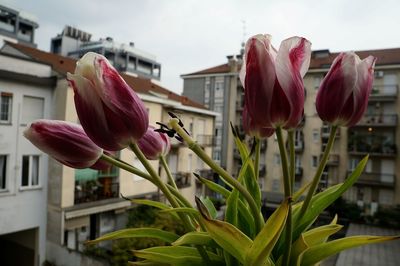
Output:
[{"xmin": 375, "ymin": 71, "xmax": 384, "ymax": 78}]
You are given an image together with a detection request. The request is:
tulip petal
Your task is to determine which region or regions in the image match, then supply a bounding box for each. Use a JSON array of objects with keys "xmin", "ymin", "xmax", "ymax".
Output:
[
  {"xmin": 316, "ymin": 53, "xmax": 358, "ymax": 124},
  {"xmin": 95, "ymin": 57, "xmax": 149, "ymax": 141},
  {"xmin": 275, "ymin": 37, "xmax": 311, "ymax": 128},
  {"xmin": 68, "ymin": 73, "xmax": 126, "ymax": 151},
  {"xmin": 24, "ymin": 120, "xmax": 102, "ymax": 169},
  {"xmin": 244, "ymin": 35, "xmax": 277, "ymax": 126},
  {"xmin": 347, "ymin": 56, "xmax": 376, "ymax": 126}
]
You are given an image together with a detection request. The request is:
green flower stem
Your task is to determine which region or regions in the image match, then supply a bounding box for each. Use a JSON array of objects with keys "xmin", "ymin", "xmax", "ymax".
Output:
[
  {"xmin": 299, "ymin": 125, "xmax": 337, "ymax": 219},
  {"xmin": 288, "ymin": 130, "xmax": 295, "ymax": 192},
  {"xmin": 160, "ymin": 155, "xmax": 179, "ymax": 191},
  {"xmin": 100, "ymin": 154, "xmax": 152, "ymax": 181},
  {"xmin": 129, "ymin": 143, "xmax": 211, "ymax": 264},
  {"xmin": 254, "ymin": 138, "xmax": 261, "ymax": 180},
  {"xmin": 276, "ymin": 127, "xmax": 292, "ymax": 266},
  {"xmin": 168, "ymin": 118, "xmax": 264, "ymax": 233}
]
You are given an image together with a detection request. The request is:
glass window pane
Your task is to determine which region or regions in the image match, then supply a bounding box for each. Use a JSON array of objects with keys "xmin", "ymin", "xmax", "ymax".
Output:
[
  {"xmin": 31, "ymin": 156, "xmax": 39, "ymax": 185},
  {"xmin": 0, "ymin": 155, "xmax": 6, "ymax": 189},
  {"xmin": 22, "ymin": 96, "xmax": 44, "ymax": 124},
  {"xmin": 22, "ymin": 156, "xmax": 29, "ymax": 186},
  {"xmin": 0, "ymin": 95, "xmax": 12, "ymax": 122}
]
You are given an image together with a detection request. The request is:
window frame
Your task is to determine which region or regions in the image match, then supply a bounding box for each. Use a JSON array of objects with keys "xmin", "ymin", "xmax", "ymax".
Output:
[
  {"xmin": 20, "ymin": 154, "xmax": 41, "ymax": 189},
  {"xmin": 0, "ymin": 154, "xmax": 7, "ymax": 191},
  {"xmin": 0, "ymin": 92, "xmax": 13, "ymax": 124}
]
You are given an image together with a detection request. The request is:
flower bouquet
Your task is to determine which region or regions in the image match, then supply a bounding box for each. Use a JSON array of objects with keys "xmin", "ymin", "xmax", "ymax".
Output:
[{"xmin": 25, "ymin": 34, "xmax": 398, "ymax": 266}]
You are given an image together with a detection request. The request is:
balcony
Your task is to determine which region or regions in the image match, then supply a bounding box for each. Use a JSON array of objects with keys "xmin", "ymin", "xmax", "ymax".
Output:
[
  {"xmin": 174, "ymin": 172, "xmax": 191, "ymax": 189},
  {"xmin": 355, "ymin": 114, "xmax": 397, "ymax": 127},
  {"xmin": 196, "ymin": 134, "xmax": 215, "ymax": 146},
  {"xmin": 370, "ymin": 85, "xmax": 398, "ymax": 101},
  {"xmin": 236, "ymin": 101, "xmax": 244, "ymax": 111},
  {"xmin": 326, "ymin": 154, "xmax": 340, "ymax": 166},
  {"xmin": 75, "ymin": 181, "xmax": 119, "ymax": 204},
  {"xmin": 294, "ymin": 140, "xmax": 304, "ymax": 152},
  {"xmin": 321, "ymin": 125, "xmax": 340, "ymax": 139},
  {"xmin": 349, "ymin": 172, "xmax": 395, "ymax": 188},
  {"xmin": 259, "ymin": 164, "xmax": 266, "ymax": 177},
  {"xmin": 348, "ymin": 136, "xmax": 396, "ymax": 157},
  {"xmin": 295, "ymin": 166, "xmax": 303, "ymax": 178}
]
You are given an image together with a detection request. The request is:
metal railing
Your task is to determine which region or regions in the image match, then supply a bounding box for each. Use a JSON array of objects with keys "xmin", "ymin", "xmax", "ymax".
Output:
[
  {"xmin": 74, "ymin": 182, "xmax": 119, "ymax": 204},
  {"xmin": 356, "ymin": 114, "xmax": 397, "ymax": 126},
  {"xmin": 349, "ymin": 172, "xmax": 395, "ymax": 187},
  {"xmin": 196, "ymin": 134, "xmax": 215, "ymax": 146},
  {"xmin": 370, "ymin": 85, "xmax": 398, "ymax": 98},
  {"xmin": 174, "ymin": 172, "xmax": 191, "ymax": 189},
  {"xmin": 348, "ymin": 136, "xmax": 396, "ymax": 156}
]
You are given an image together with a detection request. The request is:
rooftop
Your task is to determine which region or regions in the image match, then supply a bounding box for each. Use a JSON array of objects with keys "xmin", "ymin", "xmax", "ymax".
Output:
[
  {"xmin": 182, "ymin": 47, "xmax": 400, "ymax": 76},
  {"xmin": 4, "ymin": 41, "xmax": 204, "ymax": 109}
]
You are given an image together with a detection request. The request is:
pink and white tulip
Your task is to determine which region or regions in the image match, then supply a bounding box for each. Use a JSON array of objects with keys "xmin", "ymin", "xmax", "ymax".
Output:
[
  {"xmin": 316, "ymin": 52, "xmax": 376, "ymax": 127},
  {"xmin": 67, "ymin": 52, "xmax": 149, "ymax": 151},
  {"xmin": 243, "ymin": 107, "xmax": 275, "ymax": 139},
  {"xmin": 240, "ymin": 34, "xmax": 311, "ymax": 129},
  {"xmin": 137, "ymin": 126, "xmax": 171, "ymax": 160},
  {"xmin": 24, "ymin": 120, "xmax": 103, "ymax": 169}
]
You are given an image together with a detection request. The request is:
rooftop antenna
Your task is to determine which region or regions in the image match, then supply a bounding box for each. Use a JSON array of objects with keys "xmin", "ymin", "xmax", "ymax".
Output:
[{"xmin": 240, "ymin": 19, "xmax": 246, "ymax": 55}]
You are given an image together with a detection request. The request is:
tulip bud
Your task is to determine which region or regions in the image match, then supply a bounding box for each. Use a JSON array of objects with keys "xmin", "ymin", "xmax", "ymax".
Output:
[
  {"xmin": 243, "ymin": 107, "xmax": 275, "ymax": 139},
  {"xmin": 67, "ymin": 52, "xmax": 149, "ymax": 151},
  {"xmin": 137, "ymin": 126, "xmax": 171, "ymax": 160},
  {"xmin": 24, "ymin": 120, "xmax": 103, "ymax": 169},
  {"xmin": 316, "ymin": 52, "xmax": 376, "ymax": 127},
  {"xmin": 240, "ymin": 34, "xmax": 311, "ymax": 129}
]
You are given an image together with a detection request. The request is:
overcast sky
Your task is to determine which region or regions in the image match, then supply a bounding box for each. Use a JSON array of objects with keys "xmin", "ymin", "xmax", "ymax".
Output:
[{"xmin": 4, "ymin": 0, "xmax": 400, "ymax": 94}]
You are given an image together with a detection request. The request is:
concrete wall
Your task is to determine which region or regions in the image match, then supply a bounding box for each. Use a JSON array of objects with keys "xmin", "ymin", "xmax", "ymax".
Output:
[{"xmin": 182, "ymin": 78, "xmax": 205, "ymax": 105}]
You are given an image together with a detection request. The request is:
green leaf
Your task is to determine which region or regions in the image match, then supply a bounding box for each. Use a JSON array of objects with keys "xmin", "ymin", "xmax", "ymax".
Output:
[
  {"xmin": 86, "ymin": 228, "xmax": 179, "ymax": 245},
  {"xmin": 245, "ymin": 199, "xmax": 289, "ymax": 266},
  {"xmin": 292, "ymin": 180, "xmax": 312, "ymax": 202},
  {"xmin": 128, "ymin": 260, "xmax": 169, "ymax": 266},
  {"xmin": 196, "ymin": 176, "xmax": 255, "ymax": 234},
  {"xmin": 292, "ymin": 155, "xmax": 369, "ymax": 239},
  {"xmin": 160, "ymin": 207, "xmax": 200, "ymax": 216},
  {"xmin": 302, "ymin": 224, "xmax": 343, "ymax": 247},
  {"xmin": 200, "ymin": 197, "xmax": 218, "ymax": 219},
  {"xmin": 133, "ymin": 246, "xmax": 224, "ymax": 266},
  {"xmin": 131, "ymin": 199, "xmax": 171, "ymax": 210},
  {"xmin": 301, "ymin": 235, "xmax": 400, "ymax": 266},
  {"xmin": 196, "ymin": 198, "xmax": 253, "ymax": 263},
  {"xmin": 172, "ymin": 232, "xmax": 217, "ymax": 248}
]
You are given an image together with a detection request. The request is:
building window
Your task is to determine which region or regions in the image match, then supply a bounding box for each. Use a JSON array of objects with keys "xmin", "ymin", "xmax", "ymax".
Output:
[
  {"xmin": 312, "ymin": 129, "xmax": 319, "ymax": 143},
  {"xmin": 0, "ymin": 155, "xmax": 7, "ymax": 190},
  {"xmin": 21, "ymin": 155, "xmax": 40, "ymax": 187},
  {"xmin": 213, "ymin": 151, "xmax": 221, "ymax": 161},
  {"xmin": 0, "ymin": 92, "xmax": 12, "ymax": 123},
  {"xmin": 314, "ymin": 76, "xmax": 322, "ymax": 89},
  {"xmin": 214, "ymin": 77, "xmax": 224, "ymax": 99},
  {"xmin": 274, "ymin": 154, "xmax": 281, "ymax": 165},
  {"xmin": 272, "ymin": 179, "xmax": 279, "ymax": 191},
  {"xmin": 311, "ymin": 156, "xmax": 318, "ymax": 168},
  {"xmin": 21, "ymin": 96, "xmax": 44, "ymax": 125}
]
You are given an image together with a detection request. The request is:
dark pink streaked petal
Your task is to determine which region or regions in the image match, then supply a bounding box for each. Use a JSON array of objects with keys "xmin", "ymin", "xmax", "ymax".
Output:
[
  {"xmin": 316, "ymin": 53, "xmax": 357, "ymax": 124},
  {"xmin": 24, "ymin": 120, "xmax": 102, "ymax": 169},
  {"xmin": 137, "ymin": 126, "xmax": 170, "ymax": 160},
  {"xmin": 244, "ymin": 36, "xmax": 277, "ymax": 127},
  {"xmin": 243, "ymin": 107, "xmax": 274, "ymax": 139}
]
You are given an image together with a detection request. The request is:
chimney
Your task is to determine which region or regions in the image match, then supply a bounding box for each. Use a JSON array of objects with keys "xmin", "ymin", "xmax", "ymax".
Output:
[
  {"xmin": 129, "ymin": 42, "xmax": 135, "ymax": 47},
  {"xmin": 227, "ymin": 55, "xmax": 237, "ymax": 72}
]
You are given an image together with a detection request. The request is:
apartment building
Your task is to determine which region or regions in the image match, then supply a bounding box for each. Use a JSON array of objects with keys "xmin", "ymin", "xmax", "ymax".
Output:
[
  {"xmin": 182, "ymin": 47, "xmax": 400, "ymax": 214},
  {"xmin": 0, "ymin": 4, "xmax": 38, "ymax": 47},
  {"xmin": 50, "ymin": 26, "xmax": 162, "ymax": 80},
  {"xmin": 0, "ymin": 39, "xmax": 215, "ymax": 265}
]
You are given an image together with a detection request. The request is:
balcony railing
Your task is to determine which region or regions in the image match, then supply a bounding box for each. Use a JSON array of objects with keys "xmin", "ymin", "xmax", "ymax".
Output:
[
  {"xmin": 356, "ymin": 114, "xmax": 397, "ymax": 127},
  {"xmin": 196, "ymin": 134, "xmax": 215, "ymax": 146},
  {"xmin": 349, "ymin": 171, "xmax": 395, "ymax": 187},
  {"xmin": 348, "ymin": 136, "xmax": 396, "ymax": 156},
  {"xmin": 321, "ymin": 125, "xmax": 340, "ymax": 139},
  {"xmin": 74, "ymin": 182, "xmax": 119, "ymax": 204},
  {"xmin": 370, "ymin": 85, "xmax": 398, "ymax": 99},
  {"xmin": 174, "ymin": 172, "xmax": 191, "ymax": 189},
  {"xmin": 294, "ymin": 140, "xmax": 304, "ymax": 152},
  {"xmin": 326, "ymin": 154, "xmax": 340, "ymax": 166},
  {"xmin": 295, "ymin": 166, "xmax": 303, "ymax": 178}
]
